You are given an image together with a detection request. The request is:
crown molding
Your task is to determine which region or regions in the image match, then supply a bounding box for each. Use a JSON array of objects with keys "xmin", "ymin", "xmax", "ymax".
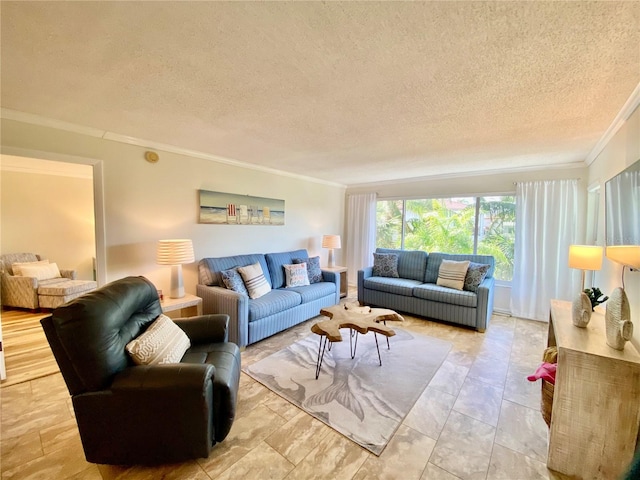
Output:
[
  {"xmin": 584, "ymin": 81, "xmax": 640, "ymax": 166},
  {"xmin": 348, "ymin": 160, "xmax": 586, "ymax": 190},
  {"xmin": 0, "ymin": 108, "xmax": 346, "ymax": 189}
]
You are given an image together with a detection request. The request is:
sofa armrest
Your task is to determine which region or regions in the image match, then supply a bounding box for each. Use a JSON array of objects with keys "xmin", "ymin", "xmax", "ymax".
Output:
[
  {"xmin": 476, "ymin": 276, "xmax": 495, "ymax": 332},
  {"xmin": 60, "ymin": 269, "xmax": 77, "ymax": 280},
  {"xmin": 320, "ymin": 270, "xmax": 340, "ymax": 304},
  {"xmin": 174, "ymin": 314, "xmax": 229, "ymax": 344},
  {"xmin": 196, "ymin": 284, "xmax": 249, "ymax": 348},
  {"xmin": 1, "ymin": 273, "xmax": 39, "ymax": 308},
  {"xmin": 357, "ymin": 267, "xmax": 373, "ymax": 304}
]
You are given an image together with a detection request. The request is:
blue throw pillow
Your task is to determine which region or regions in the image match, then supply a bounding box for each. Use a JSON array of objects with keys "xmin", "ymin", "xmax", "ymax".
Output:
[
  {"xmin": 463, "ymin": 262, "xmax": 490, "ymax": 292},
  {"xmin": 373, "ymin": 253, "xmax": 400, "ymax": 278},
  {"xmin": 220, "ymin": 267, "xmax": 248, "ymax": 295},
  {"xmin": 293, "ymin": 256, "xmax": 323, "ymax": 283}
]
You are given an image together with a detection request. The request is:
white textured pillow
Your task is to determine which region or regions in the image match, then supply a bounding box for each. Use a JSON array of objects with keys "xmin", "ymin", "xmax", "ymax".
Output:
[
  {"xmin": 436, "ymin": 260, "xmax": 470, "ymax": 290},
  {"xmin": 284, "ymin": 262, "xmax": 310, "ymax": 288},
  {"xmin": 18, "ymin": 262, "xmax": 61, "ymax": 281},
  {"xmin": 126, "ymin": 314, "xmax": 190, "ymax": 365},
  {"xmin": 237, "ymin": 262, "xmax": 272, "ymax": 299},
  {"xmin": 12, "ymin": 259, "xmax": 49, "ymax": 276}
]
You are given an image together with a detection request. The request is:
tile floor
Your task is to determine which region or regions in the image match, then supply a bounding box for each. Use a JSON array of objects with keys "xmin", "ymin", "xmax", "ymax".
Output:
[{"xmin": 0, "ymin": 303, "xmax": 572, "ymax": 480}]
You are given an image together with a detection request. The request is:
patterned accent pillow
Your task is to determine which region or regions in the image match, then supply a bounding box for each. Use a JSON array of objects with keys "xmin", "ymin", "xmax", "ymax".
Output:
[
  {"xmin": 293, "ymin": 256, "xmax": 323, "ymax": 283},
  {"xmin": 373, "ymin": 253, "xmax": 400, "ymax": 278},
  {"xmin": 436, "ymin": 260, "xmax": 470, "ymax": 290},
  {"xmin": 220, "ymin": 267, "xmax": 249, "ymax": 295},
  {"xmin": 237, "ymin": 262, "xmax": 272, "ymax": 299},
  {"xmin": 284, "ymin": 263, "xmax": 311, "ymax": 287},
  {"xmin": 464, "ymin": 262, "xmax": 491, "ymax": 293},
  {"xmin": 126, "ymin": 314, "xmax": 190, "ymax": 365}
]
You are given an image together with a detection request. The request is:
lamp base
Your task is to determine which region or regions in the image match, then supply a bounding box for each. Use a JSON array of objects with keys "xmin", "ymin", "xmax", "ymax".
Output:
[
  {"xmin": 169, "ymin": 264, "xmax": 185, "ymax": 299},
  {"xmin": 327, "ymin": 249, "xmax": 335, "ymax": 268}
]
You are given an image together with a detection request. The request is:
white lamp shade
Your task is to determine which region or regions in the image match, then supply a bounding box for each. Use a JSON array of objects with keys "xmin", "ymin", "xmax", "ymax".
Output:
[
  {"xmin": 606, "ymin": 245, "xmax": 640, "ymax": 269},
  {"xmin": 568, "ymin": 245, "xmax": 603, "ymax": 271},
  {"xmin": 156, "ymin": 239, "xmax": 195, "ymax": 265},
  {"xmin": 322, "ymin": 235, "xmax": 341, "ymax": 249}
]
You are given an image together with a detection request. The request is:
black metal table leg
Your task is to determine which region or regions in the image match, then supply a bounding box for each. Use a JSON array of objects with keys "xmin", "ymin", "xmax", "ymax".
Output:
[
  {"xmin": 374, "ymin": 332, "xmax": 382, "ymax": 366},
  {"xmin": 315, "ymin": 335, "xmax": 329, "ymax": 379}
]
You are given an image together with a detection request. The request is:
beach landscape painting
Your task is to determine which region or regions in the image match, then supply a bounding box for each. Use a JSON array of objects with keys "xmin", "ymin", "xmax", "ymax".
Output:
[{"xmin": 199, "ymin": 190, "xmax": 285, "ymax": 225}]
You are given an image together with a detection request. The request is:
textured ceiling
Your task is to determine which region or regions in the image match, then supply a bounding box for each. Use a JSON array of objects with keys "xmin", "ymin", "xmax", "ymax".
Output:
[{"xmin": 1, "ymin": 1, "xmax": 639, "ymax": 186}]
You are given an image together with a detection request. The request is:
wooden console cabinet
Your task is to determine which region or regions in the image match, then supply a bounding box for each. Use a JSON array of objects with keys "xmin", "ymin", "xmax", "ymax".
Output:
[{"xmin": 547, "ymin": 299, "xmax": 640, "ymax": 479}]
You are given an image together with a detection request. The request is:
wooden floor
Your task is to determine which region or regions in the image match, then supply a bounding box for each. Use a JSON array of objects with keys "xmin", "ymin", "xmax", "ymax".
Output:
[{"xmin": 0, "ymin": 309, "xmax": 59, "ymax": 387}]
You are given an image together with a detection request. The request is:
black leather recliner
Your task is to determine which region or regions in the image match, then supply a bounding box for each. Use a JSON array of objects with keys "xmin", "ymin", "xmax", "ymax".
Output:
[{"xmin": 41, "ymin": 275, "xmax": 241, "ymax": 465}]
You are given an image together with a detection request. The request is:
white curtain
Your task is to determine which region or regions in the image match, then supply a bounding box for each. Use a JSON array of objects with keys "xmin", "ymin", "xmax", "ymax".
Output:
[
  {"xmin": 511, "ymin": 179, "xmax": 579, "ymax": 321},
  {"xmin": 346, "ymin": 193, "xmax": 377, "ymax": 285}
]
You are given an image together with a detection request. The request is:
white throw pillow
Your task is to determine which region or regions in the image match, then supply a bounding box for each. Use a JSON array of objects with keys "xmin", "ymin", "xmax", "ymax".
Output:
[
  {"xmin": 436, "ymin": 260, "xmax": 470, "ymax": 290},
  {"xmin": 284, "ymin": 262, "xmax": 310, "ymax": 288},
  {"xmin": 126, "ymin": 314, "xmax": 190, "ymax": 365},
  {"xmin": 12, "ymin": 259, "xmax": 50, "ymax": 276},
  {"xmin": 18, "ymin": 262, "xmax": 61, "ymax": 281},
  {"xmin": 237, "ymin": 262, "xmax": 272, "ymax": 299}
]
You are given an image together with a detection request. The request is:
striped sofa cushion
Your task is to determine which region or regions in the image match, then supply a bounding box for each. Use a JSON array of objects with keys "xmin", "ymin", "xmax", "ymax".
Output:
[
  {"xmin": 363, "ymin": 277, "xmax": 422, "ymax": 297},
  {"xmin": 376, "ymin": 248, "xmax": 428, "ymax": 281},
  {"xmin": 284, "ymin": 282, "xmax": 336, "ymax": 303},
  {"xmin": 413, "ymin": 284, "xmax": 477, "ymax": 308},
  {"xmin": 425, "ymin": 253, "xmax": 495, "ymax": 284},
  {"xmin": 248, "ymin": 289, "xmax": 302, "ymax": 322},
  {"xmin": 265, "ymin": 249, "xmax": 309, "ymax": 289}
]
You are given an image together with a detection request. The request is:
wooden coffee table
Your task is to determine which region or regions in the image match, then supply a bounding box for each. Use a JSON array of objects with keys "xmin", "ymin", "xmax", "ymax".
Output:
[{"xmin": 311, "ymin": 303, "xmax": 404, "ymax": 379}]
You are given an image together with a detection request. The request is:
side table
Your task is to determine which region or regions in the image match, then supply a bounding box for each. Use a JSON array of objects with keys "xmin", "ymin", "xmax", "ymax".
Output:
[
  {"xmin": 323, "ymin": 266, "xmax": 348, "ymax": 298},
  {"xmin": 161, "ymin": 293, "xmax": 203, "ymax": 318}
]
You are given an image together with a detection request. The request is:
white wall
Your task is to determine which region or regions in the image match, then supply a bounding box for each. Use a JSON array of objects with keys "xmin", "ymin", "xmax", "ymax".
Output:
[
  {"xmin": 588, "ymin": 104, "xmax": 640, "ymax": 349},
  {"xmin": 0, "ymin": 167, "xmax": 96, "ymax": 280},
  {"xmin": 347, "ymin": 165, "xmax": 589, "ymax": 314},
  {"xmin": 1, "ymin": 118, "xmax": 346, "ymax": 295}
]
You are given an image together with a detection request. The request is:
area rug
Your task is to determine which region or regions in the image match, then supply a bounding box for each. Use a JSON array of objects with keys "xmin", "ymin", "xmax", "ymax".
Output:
[{"xmin": 244, "ymin": 327, "xmax": 452, "ymax": 455}]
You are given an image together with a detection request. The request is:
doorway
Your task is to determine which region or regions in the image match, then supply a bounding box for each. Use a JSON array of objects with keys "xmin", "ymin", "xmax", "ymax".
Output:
[{"xmin": 0, "ymin": 150, "xmax": 106, "ymax": 381}]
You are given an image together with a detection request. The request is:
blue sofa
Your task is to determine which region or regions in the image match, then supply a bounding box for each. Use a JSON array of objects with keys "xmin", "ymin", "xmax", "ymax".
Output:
[
  {"xmin": 197, "ymin": 249, "xmax": 340, "ymax": 347},
  {"xmin": 358, "ymin": 249, "xmax": 495, "ymax": 332}
]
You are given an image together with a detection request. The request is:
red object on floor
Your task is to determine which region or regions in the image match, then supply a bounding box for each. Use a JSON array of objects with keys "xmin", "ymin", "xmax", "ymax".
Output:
[{"xmin": 527, "ymin": 362, "xmax": 557, "ymax": 384}]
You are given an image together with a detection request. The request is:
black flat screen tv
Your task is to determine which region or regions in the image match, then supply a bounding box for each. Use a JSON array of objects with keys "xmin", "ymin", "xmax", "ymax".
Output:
[{"xmin": 605, "ymin": 158, "xmax": 640, "ymax": 266}]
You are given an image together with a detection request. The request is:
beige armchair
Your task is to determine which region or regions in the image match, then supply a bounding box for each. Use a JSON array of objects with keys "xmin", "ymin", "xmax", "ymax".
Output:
[{"xmin": 0, "ymin": 253, "xmax": 95, "ymax": 310}]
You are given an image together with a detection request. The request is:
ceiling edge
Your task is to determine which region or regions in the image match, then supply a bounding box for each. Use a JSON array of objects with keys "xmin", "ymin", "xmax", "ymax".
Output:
[
  {"xmin": 584, "ymin": 81, "xmax": 640, "ymax": 166},
  {"xmin": 0, "ymin": 108, "xmax": 347, "ymax": 189},
  {"xmin": 348, "ymin": 161, "xmax": 587, "ymax": 190}
]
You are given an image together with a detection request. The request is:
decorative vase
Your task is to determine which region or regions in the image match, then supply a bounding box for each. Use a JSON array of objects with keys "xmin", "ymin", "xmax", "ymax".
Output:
[
  {"xmin": 605, "ymin": 287, "xmax": 633, "ymax": 350},
  {"xmin": 572, "ymin": 291, "xmax": 592, "ymax": 327}
]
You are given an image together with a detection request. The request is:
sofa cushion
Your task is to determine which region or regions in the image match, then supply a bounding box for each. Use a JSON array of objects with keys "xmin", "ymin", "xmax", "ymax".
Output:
[
  {"xmin": 373, "ymin": 253, "xmax": 400, "ymax": 278},
  {"xmin": 363, "ymin": 277, "xmax": 423, "ymax": 296},
  {"xmin": 284, "ymin": 263, "xmax": 310, "ymax": 288},
  {"xmin": 238, "ymin": 262, "xmax": 271, "ymax": 299},
  {"xmin": 38, "ymin": 279, "xmax": 97, "ymax": 296},
  {"xmin": 248, "ymin": 289, "xmax": 302, "ymax": 322},
  {"xmin": 436, "ymin": 260, "xmax": 470, "ymax": 290},
  {"xmin": 284, "ymin": 282, "xmax": 336, "ymax": 303},
  {"xmin": 464, "ymin": 262, "xmax": 491, "ymax": 293},
  {"xmin": 18, "ymin": 262, "xmax": 61, "ymax": 281},
  {"xmin": 413, "ymin": 283, "xmax": 478, "ymax": 308},
  {"xmin": 220, "ymin": 267, "xmax": 249, "ymax": 295},
  {"xmin": 11, "ymin": 259, "xmax": 50, "ymax": 276},
  {"xmin": 425, "ymin": 253, "xmax": 495, "ymax": 284},
  {"xmin": 293, "ymin": 256, "xmax": 322, "ymax": 284},
  {"xmin": 265, "ymin": 249, "xmax": 309, "ymax": 289},
  {"xmin": 376, "ymin": 248, "xmax": 428, "ymax": 281},
  {"xmin": 199, "ymin": 254, "xmax": 271, "ymax": 287}
]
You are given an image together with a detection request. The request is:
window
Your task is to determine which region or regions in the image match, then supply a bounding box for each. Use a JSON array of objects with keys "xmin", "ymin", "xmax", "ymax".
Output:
[{"xmin": 376, "ymin": 196, "xmax": 515, "ymax": 281}]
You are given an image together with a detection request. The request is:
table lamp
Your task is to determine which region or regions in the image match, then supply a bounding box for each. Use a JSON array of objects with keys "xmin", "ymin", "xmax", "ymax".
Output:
[
  {"xmin": 604, "ymin": 245, "xmax": 638, "ymax": 350},
  {"xmin": 157, "ymin": 239, "xmax": 195, "ymax": 298},
  {"xmin": 568, "ymin": 245, "xmax": 603, "ymax": 327},
  {"xmin": 322, "ymin": 234, "xmax": 341, "ymax": 268},
  {"xmin": 568, "ymin": 245, "xmax": 603, "ymax": 290}
]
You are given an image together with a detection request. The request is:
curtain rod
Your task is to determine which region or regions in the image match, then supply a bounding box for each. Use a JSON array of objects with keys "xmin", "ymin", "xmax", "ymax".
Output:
[{"xmin": 513, "ymin": 178, "xmax": 581, "ymax": 185}]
